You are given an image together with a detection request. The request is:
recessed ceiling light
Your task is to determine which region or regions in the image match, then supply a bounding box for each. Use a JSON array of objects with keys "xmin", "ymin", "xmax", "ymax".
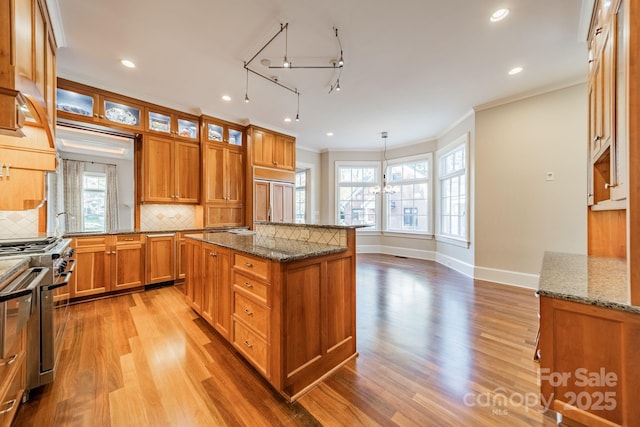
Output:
[
  {"xmin": 121, "ymin": 59, "xmax": 136, "ymax": 68},
  {"xmin": 327, "ymin": 132, "xmax": 334, "ymax": 137},
  {"xmin": 490, "ymin": 8, "xmax": 509, "ymax": 22},
  {"xmin": 508, "ymin": 66, "xmax": 523, "ymax": 75},
  {"xmin": 284, "ymin": 117, "xmax": 292, "ymax": 123},
  {"xmin": 221, "ymin": 95, "xmax": 231, "ymax": 102}
]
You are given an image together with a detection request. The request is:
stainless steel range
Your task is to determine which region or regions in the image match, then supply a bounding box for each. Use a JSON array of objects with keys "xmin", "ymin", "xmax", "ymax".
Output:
[{"xmin": 0, "ymin": 236, "xmax": 75, "ymax": 399}]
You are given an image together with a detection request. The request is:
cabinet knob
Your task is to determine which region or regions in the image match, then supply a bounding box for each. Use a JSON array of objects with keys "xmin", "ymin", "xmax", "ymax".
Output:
[
  {"xmin": 243, "ymin": 308, "xmax": 253, "ymax": 316},
  {"xmin": 93, "ymin": 113, "xmax": 98, "ymax": 117},
  {"xmin": 243, "ymin": 340, "xmax": 253, "ymax": 348},
  {"xmin": 595, "ymin": 27, "xmax": 603, "ymax": 35},
  {"xmin": 593, "ymin": 135, "xmax": 601, "ymax": 142},
  {"xmin": 0, "ymin": 354, "xmax": 17, "ymax": 366},
  {"xmin": 604, "ymin": 183, "xmax": 618, "ymax": 189},
  {"xmin": 209, "ymin": 252, "xmax": 217, "ymax": 257},
  {"xmin": 243, "ymin": 282, "xmax": 253, "ymax": 288},
  {"xmin": 100, "ymin": 115, "xmax": 105, "ymax": 119},
  {"xmin": 244, "ymin": 262, "xmax": 253, "ymax": 268}
]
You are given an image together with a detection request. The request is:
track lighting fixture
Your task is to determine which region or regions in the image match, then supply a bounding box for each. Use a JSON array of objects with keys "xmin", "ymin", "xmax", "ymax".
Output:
[
  {"xmin": 242, "ymin": 22, "xmax": 345, "ymax": 118},
  {"xmin": 244, "ymin": 67, "xmax": 250, "ymax": 103}
]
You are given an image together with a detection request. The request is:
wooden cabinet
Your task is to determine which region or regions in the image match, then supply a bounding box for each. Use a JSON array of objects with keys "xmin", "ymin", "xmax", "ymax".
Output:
[
  {"xmin": 176, "ymin": 232, "xmax": 188, "ymax": 281},
  {"xmin": 146, "ymin": 108, "xmax": 199, "ymax": 142},
  {"xmin": 539, "ymin": 296, "xmax": 640, "ymax": 426},
  {"xmin": 71, "ymin": 234, "xmax": 145, "ymax": 298},
  {"xmin": 203, "ymin": 141, "xmax": 244, "ymax": 226},
  {"xmin": 142, "ymin": 135, "xmax": 200, "ymax": 204},
  {"xmin": 202, "ymin": 115, "xmax": 244, "ymax": 147},
  {"xmin": 251, "ymin": 129, "xmax": 295, "ymax": 171},
  {"xmin": 254, "ymin": 180, "xmax": 294, "ymax": 223},
  {"xmin": 185, "ymin": 229, "xmax": 357, "ymax": 401},
  {"xmin": 0, "ymin": 329, "xmax": 26, "ymax": 426},
  {"xmin": 184, "ymin": 238, "xmax": 203, "ymax": 313},
  {"xmin": 145, "ymin": 234, "xmax": 176, "ymax": 284},
  {"xmin": 1, "ymin": 0, "xmax": 57, "ymax": 136}
]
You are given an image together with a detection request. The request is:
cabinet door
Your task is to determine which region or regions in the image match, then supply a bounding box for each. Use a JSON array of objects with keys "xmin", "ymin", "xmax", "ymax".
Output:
[
  {"xmin": 56, "ymin": 86, "xmax": 98, "ymax": 123},
  {"xmin": 146, "ymin": 235, "xmax": 175, "ymax": 284},
  {"xmin": 185, "ymin": 240, "xmax": 203, "ymax": 312},
  {"xmin": 175, "ymin": 117, "xmax": 199, "ymax": 142},
  {"xmin": 274, "ymin": 135, "xmax": 295, "ymax": 171},
  {"xmin": 226, "ymin": 148, "xmax": 244, "ymax": 203},
  {"xmin": 177, "ymin": 235, "xmax": 187, "ymax": 281},
  {"xmin": 175, "ymin": 141, "xmax": 200, "ymax": 203},
  {"xmin": 204, "ymin": 144, "xmax": 226, "ymax": 203},
  {"xmin": 113, "ymin": 243, "xmax": 144, "ymax": 291},
  {"xmin": 214, "ymin": 249, "xmax": 231, "ymax": 339},
  {"xmin": 202, "ymin": 244, "xmax": 217, "ymax": 325},
  {"xmin": 272, "ymin": 182, "xmax": 294, "ymax": 223},
  {"xmin": 252, "ymin": 130, "xmax": 275, "ymax": 168},
  {"xmin": 143, "ymin": 136, "xmax": 175, "ymax": 202},
  {"xmin": 611, "ymin": 4, "xmax": 626, "ymax": 201},
  {"xmin": 254, "ymin": 181, "xmax": 271, "ymax": 222},
  {"xmin": 0, "ymin": 168, "xmax": 45, "ymax": 210},
  {"xmin": 72, "ymin": 242, "xmax": 109, "ymax": 298},
  {"xmin": 99, "ymin": 96, "xmax": 144, "ymax": 131}
]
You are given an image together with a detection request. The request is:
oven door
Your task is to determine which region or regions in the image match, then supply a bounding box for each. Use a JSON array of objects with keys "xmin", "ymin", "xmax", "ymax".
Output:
[{"xmin": 40, "ymin": 265, "xmax": 72, "ymax": 374}]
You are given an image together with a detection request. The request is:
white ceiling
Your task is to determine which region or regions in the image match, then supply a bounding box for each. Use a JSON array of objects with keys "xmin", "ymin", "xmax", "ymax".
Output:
[{"xmin": 52, "ymin": 0, "xmax": 588, "ymax": 151}]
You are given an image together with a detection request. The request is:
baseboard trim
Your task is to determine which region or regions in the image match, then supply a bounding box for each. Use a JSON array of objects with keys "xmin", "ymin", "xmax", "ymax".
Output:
[
  {"xmin": 357, "ymin": 244, "xmax": 540, "ymax": 289},
  {"xmin": 474, "ymin": 266, "xmax": 540, "ymax": 289}
]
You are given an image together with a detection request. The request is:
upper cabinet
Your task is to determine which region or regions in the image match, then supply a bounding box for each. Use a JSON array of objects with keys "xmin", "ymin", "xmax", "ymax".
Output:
[
  {"xmin": 56, "ymin": 82, "xmax": 145, "ymax": 132},
  {"xmin": 202, "ymin": 115, "xmax": 244, "ymax": 147},
  {"xmin": 147, "ymin": 108, "xmax": 199, "ymax": 142},
  {"xmin": 250, "ymin": 128, "xmax": 295, "ymax": 171},
  {"xmin": 587, "ymin": 0, "xmax": 626, "ymax": 207},
  {"xmin": 0, "ymin": 0, "xmax": 57, "ymax": 137}
]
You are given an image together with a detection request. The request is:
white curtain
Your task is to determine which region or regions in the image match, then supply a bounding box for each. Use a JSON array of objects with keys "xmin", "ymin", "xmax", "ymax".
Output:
[
  {"xmin": 105, "ymin": 164, "xmax": 119, "ymax": 232},
  {"xmin": 62, "ymin": 159, "xmax": 85, "ymax": 232}
]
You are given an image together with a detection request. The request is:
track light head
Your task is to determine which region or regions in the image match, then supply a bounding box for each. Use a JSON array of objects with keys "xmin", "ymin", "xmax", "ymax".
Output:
[
  {"xmin": 244, "ymin": 93, "xmax": 250, "ymax": 103},
  {"xmin": 336, "ymin": 79, "xmax": 341, "ymax": 91},
  {"xmin": 283, "ymin": 56, "xmax": 290, "ymax": 68},
  {"xmin": 295, "ymin": 113, "xmax": 300, "ymax": 122},
  {"xmin": 338, "ymin": 53, "xmax": 344, "ymax": 66}
]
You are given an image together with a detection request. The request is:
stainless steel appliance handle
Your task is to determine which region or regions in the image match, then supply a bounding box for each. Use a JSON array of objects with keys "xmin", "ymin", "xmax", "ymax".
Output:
[
  {"xmin": 46, "ymin": 272, "xmax": 72, "ymax": 291},
  {"xmin": 0, "ymin": 267, "xmax": 49, "ymax": 302}
]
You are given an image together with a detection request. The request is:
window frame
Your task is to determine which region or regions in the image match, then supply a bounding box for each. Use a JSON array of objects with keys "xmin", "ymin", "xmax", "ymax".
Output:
[
  {"xmin": 81, "ymin": 171, "xmax": 107, "ymax": 233},
  {"xmin": 335, "ymin": 161, "xmax": 381, "ymax": 231},
  {"xmin": 382, "ymin": 152, "xmax": 433, "ymax": 236},
  {"xmin": 436, "ymin": 133, "xmax": 470, "ymax": 247},
  {"xmin": 294, "ymin": 168, "xmax": 309, "ymax": 224}
]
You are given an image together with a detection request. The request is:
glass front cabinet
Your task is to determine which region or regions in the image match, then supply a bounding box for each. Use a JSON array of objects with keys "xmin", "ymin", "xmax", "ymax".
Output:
[
  {"xmin": 146, "ymin": 108, "xmax": 199, "ymax": 142},
  {"xmin": 203, "ymin": 116, "xmax": 244, "ymax": 147}
]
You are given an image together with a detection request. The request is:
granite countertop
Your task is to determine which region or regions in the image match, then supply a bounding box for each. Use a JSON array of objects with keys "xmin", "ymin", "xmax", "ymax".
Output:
[
  {"xmin": 537, "ymin": 251, "xmax": 638, "ymax": 314},
  {"xmin": 63, "ymin": 226, "xmax": 243, "ymax": 238},
  {"xmin": 0, "ymin": 257, "xmax": 30, "ymax": 285},
  {"xmin": 254, "ymin": 221, "xmax": 367, "ymax": 230},
  {"xmin": 185, "ymin": 232, "xmax": 347, "ymax": 262}
]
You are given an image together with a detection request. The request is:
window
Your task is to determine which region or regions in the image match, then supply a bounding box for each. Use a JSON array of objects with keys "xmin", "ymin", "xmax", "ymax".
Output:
[
  {"xmin": 384, "ymin": 155, "xmax": 431, "ymax": 234},
  {"xmin": 82, "ymin": 172, "xmax": 107, "ymax": 232},
  {"xmin": 336, "ymin": 162, "xmax": 380, "ymax": 229},
  {"xmin": 295, "ymin": 169, "xmax": 307, "ymax": 223},
  {"xmin": 437, "ymin": 134, "xmax": 469, "ymax": 242}
]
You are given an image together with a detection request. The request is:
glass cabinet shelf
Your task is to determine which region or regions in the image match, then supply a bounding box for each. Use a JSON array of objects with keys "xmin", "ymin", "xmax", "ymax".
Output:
[
  {"xmin": 229, "ymin": 129, "xmax": 243, "ymax": 146},
  {"xmin": 148, "ymin": 111, "xmax": 171, "ymax": 133},
  {"xmin": 56, "ymin": 88, "xmax": 94, "ymax": 117},
  {"xmin": 103, "ymin": 100, "xmax": 141, "ymax": 127},
  {"xmin": 207, "ymin": 124, "xmax": 223, "ymax": 142},
  {"xmin": 178, "ymin": 119, "xmax": 198, "ymax": 139}
]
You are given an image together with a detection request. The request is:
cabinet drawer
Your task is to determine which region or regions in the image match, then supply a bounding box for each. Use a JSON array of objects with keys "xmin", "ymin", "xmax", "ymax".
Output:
[
  {"xmin": 0, "ymin": 353, "xmax": 24, "ymax": 426},
  {"xmin": 233, "ymin": 293, "xmax": 268, "ymax": 338},
  {"xmin": 233, "ymin": 321, "xmax": 267, "ymax": 376},
  {"xmin": 233, "ymin": 253, "xmax": 269, "ymax": 281},
  {"xmin": 74, "ymin": 236, "xmax": 107, "ymax": 246},
  {"xmin": 116, "ymin": 234, "xmax": 143, "ymax": 243},
  {"xmin": 233, "ymin": 271, "xmax": 268, "ymax": 305},
  {"xmin": 0, "ymin": 333, "xmax": 24, "ymax": 398}
]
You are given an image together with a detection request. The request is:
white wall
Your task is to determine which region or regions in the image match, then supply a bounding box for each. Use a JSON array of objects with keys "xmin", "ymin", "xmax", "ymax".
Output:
[
  {"xmin": 296, "ymin": 147, "xmax": 322, "ymax": 224},
  {"xmin": 473, "ymin": 84, "xmax": 587, "ymax": 287},
  {"xmin": 436, "ymin": 112, "xmax": 475, "ymax": 275}
]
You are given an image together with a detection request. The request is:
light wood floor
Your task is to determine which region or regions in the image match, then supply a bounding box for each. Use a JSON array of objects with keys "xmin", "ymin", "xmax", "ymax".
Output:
[{"xmin": 14, "ymin": 254, "xmax": 557, "ymax": 426}]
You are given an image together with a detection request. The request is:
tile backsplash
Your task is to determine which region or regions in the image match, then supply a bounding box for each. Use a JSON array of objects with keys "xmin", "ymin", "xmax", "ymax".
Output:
[
  {"xmin": 0, "ymin": 209, "xmax": 40, "ymax": 238},
  {"xmin": 140, "ymin": 205, "xmax": 196, "ymax": 230},
  {"xmin": 254, "ymin": 223, "xmax": 347, "ymax": 247}
]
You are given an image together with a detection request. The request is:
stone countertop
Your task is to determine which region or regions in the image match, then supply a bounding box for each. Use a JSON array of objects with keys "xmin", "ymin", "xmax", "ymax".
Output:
[
  {"xmin": 0, "ymin": 257, "xmax": 30, "ymax": 285},
  {"xmin": 537, "ymin": 252, "xmax": 638, "ymax": 314},
  {"xmin": 63, "ymin": 226, "xmax": 243, "ymax": 238},
  {"xmin": 185, "ymin": 232, "xmax": 347, "ymax": 262},
  {"xmin": 254, "ymin": 222, "xmax": 366, "ymax": 230}
]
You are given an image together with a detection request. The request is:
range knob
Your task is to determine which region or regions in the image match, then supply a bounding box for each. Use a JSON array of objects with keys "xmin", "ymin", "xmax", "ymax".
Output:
[{"xmin": 58, "ymin": 260, "xmax": 68, "ymax": 273}]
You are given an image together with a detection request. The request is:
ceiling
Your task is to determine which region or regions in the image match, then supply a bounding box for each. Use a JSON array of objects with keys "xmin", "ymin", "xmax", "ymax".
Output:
[{"xmin": 51, "ymin": 0, "xmax": 588, "ymax": 152}]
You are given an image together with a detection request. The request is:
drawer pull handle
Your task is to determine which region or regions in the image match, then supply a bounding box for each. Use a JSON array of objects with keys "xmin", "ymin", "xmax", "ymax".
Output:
[
  {"xmin": 0, "ymin": 399, "xmax": 16, "ymax": 414},
  {"xmin": 210, "ymin": 252, "xmax": 217, "ymax": 257},
  {"xmin": 243, "ymin": 282, "xmax": 253, "ymax": 288},
  {"xmin": 124, "ymin": 238, "xmax": 134, "ymax": 241},
  {"xmin": 243, "ymin": 340, "xmax": 253, "ymax": 348},
  {"xmin": 0, "ymin": 354, "xmax": 17, "ymax": 366},
  {"xmin": 244, "ymin": 308, "xmax": 253, "ymax": 316},
  {"xmin": 244, "ymin": 262, "xmax": 253, "ymax": 268}
]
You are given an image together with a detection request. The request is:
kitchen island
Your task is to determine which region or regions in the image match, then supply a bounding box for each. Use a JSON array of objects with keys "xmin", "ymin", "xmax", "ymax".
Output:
[
  {"xmin": 184, "ymin": 223, "xmax": 359, "ymax": 401},
  {"xmin": 537, "ymin": 252, "xmax": 640, "ymax": 426}
]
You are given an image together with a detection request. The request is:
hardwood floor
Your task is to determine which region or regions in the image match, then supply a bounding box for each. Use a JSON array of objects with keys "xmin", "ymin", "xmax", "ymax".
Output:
[{"xmin": 14, "ymin": 254, "xmax": 556, "ymax": 426}]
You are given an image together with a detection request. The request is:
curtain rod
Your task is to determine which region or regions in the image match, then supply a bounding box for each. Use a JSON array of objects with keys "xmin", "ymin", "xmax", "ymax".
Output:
[{"xmin": 61, "ymin": 158, "xmax": 117, "ymax": 167}]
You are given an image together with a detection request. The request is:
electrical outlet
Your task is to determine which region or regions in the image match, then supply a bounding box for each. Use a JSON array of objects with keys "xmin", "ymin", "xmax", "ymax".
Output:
[{"xmin": 300, "ymin": 229, "xmax": 310, "ymax": 241}]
